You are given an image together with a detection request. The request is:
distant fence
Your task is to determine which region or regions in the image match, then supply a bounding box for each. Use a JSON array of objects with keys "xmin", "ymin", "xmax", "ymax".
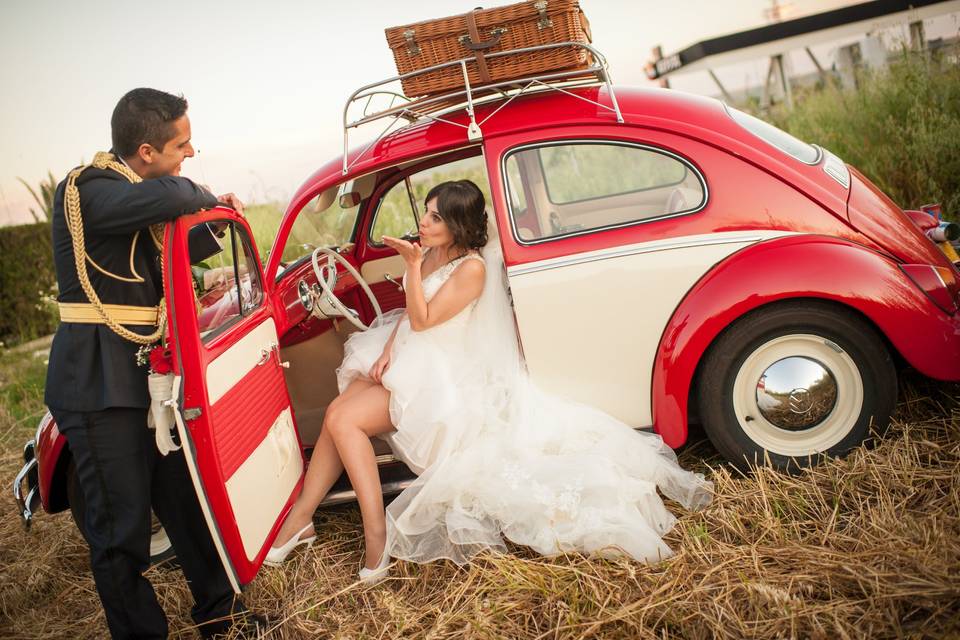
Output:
[{"xmin": 0, "ymin": 222, "xmax": 57, "ymax": 347}]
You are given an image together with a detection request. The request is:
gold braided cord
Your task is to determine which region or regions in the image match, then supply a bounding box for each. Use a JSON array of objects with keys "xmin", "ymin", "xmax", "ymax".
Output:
[{"xmin": 64, "ymin": 151, "xmax": 167, "ymax": 345}]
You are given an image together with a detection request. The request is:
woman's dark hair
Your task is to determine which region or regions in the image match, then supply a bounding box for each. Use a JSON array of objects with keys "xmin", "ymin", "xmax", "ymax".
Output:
[
  {"xmin": 111, "ymin": 88, "xmax": 188, "ymax": 158},
  {"xmin": 424, "ymin": 180, "xmax": 488, "ymax": 251}
]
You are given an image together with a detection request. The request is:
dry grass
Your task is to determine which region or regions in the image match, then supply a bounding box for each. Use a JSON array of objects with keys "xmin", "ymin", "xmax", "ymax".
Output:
[{"xmin": 1, "ymin": 368, "xmax": 958, "ymax": 639}]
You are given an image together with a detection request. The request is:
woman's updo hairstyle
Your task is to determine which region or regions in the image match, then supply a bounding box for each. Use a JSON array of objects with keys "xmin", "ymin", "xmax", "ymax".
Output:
[{"xmin": 424, "ymin": 180, "xmax": 488, "ymax": 251}]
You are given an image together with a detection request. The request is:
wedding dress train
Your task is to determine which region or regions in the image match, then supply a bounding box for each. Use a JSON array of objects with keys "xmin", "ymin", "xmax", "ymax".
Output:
[{"xmin": 335, "ymin": 238, "xmax": 712, "ymax": 566}]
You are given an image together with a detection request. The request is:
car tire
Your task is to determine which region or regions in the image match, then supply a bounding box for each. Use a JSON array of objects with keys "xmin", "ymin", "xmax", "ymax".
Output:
[
  {"xmin": 697, "ymin": 300, "xmax": 897, "ymax": 472},
  {"xmin": 66, "ymin": 460, "xmax": 178, "ymax": 567}
]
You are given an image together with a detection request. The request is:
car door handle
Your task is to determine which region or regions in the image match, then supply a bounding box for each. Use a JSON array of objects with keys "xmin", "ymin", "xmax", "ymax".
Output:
[
  {"xmin": 258, "ymin": 342, "xmax": 290, "ymax": 369},
  {"xmin": 257, "ymin": 347, "xmax": 272, "ymax": 366},
  {"xmin": 383, "ymin": 273, "xmax": 404, "ymax": 292}
]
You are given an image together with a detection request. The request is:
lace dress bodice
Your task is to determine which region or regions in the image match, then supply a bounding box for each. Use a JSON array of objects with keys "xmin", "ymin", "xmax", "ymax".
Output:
[{"xmin": 398, "ymin": 249, "xmax": 485, "ymax": 340}]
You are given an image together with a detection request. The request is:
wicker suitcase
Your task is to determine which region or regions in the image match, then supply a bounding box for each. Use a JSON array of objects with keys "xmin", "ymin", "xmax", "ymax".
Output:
[{"xmin": 385, "ymin": 1, "xmax": 592, "ymax": 98}]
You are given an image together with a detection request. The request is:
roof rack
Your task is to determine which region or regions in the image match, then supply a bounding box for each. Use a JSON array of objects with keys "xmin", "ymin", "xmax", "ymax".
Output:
[{"xmin": 341, "ymin": 41, "xmax": 624, "ymax": 175}]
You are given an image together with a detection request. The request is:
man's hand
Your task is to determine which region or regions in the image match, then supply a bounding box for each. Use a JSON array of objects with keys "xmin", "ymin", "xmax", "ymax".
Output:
[{"xmin": 217, "ymin": 192, "xmax": 244, "ymax": 216}]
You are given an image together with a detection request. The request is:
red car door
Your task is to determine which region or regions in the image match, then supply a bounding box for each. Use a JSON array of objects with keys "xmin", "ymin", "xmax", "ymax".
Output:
[{"xmin": 164, "ymin": 208, "xmax": 303, "ymax": 590}]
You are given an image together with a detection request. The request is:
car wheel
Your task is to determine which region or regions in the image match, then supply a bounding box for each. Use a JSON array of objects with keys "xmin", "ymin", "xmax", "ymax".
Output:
[
  {"xmin": 66, "ymin": 461, "xmax": 177, "ymax": 566},
  {"xmin": 697, "ymin": 301, "xmax": 897, "ymax": 472}
]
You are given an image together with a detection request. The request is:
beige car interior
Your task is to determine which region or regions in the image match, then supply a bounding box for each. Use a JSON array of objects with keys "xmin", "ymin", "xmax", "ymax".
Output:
[
  {"xmin": 278, "ymin": 169, "xmax": 400, "ymax": 458},
  {"xmin": 276, "ymin": 152, "xmax": 494, "ymax": 462}
]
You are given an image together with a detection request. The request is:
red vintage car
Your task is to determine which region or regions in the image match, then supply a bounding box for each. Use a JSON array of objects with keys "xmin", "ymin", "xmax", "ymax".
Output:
[{"xmin": 14, "ymin": 45, "xmax": 960, "ymax": 591}]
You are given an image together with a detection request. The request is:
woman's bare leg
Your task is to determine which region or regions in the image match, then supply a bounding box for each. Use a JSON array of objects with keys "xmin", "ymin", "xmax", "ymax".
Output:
[
  {"xmin": 325, "ymin": 383, "xmax": 394, "ymax": 569},
  {"xmin": 274, "ymin": 377, "xmax": 377, "ymax": 546}
]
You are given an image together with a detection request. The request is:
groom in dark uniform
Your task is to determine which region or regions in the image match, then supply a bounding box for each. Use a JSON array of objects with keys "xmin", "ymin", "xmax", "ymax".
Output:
[{"xmin": 45, "ymin": 88, "xmax": 265, "ymax": 639}]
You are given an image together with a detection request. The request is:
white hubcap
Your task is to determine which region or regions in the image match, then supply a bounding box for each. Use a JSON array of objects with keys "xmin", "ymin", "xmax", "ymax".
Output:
[{"xmin": 732, "ymin": 334, "xmax": 863, "ymax": 456}]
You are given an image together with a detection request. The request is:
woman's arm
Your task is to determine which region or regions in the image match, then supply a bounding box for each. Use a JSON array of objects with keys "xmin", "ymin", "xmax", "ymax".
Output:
[
  {"xmin": 405, "ymin": 260, "xmax": 484, "ymax": 332},
  {"xmin": 369, "ymin": 312, "xmax": 405, "ymax": 383},
  {"xmin": 382, "ymin": 236, "xmax": 485, "ymax": 332}
]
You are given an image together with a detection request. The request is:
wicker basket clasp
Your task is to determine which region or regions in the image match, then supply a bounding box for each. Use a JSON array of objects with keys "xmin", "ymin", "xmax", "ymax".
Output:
[
  {"xmin": 534, "ymin": 1, "xmax": 553, "ymax": 30},
  {"xmin": 403, "ymin": 29, "xmax": 421, "ymax": 56}
]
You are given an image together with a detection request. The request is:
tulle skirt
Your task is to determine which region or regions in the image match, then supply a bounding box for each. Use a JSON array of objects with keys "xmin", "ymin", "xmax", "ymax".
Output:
[
  {"xmin": 336, "ymin": 309, "xmax": 713, "ymax": 565},
  {"xmin": 336, "ymin": 309, "xmax": 490, "ymax": 475}
]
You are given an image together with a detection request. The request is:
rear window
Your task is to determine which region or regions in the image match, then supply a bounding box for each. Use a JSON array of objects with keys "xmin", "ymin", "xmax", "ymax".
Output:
[
  {"xmin": 727, "ymin": 107, "xmax": 821, "ymax": 165},
  {"xmin": 503, "ymin": 141, "xmax": 706, "ymax": 243}
]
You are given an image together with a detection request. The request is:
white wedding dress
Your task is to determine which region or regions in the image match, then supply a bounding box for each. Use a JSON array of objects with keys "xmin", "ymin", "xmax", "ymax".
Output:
[{"xmin": 335, "ymin": 233, "xmax": 713, "ymax": 565}]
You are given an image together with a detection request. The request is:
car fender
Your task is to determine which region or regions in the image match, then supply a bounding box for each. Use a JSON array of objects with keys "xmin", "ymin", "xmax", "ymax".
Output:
[
  {"xmin": 34, "ymin": 411, "xmax": 71, "ymax": 513},
  {"xmin": 652, "ymin": 234, "xmax": 960, "ymax": 448}
]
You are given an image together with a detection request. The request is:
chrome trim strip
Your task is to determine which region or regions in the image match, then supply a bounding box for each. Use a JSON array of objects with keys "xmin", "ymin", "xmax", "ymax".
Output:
[
  {"xmin": 321, "ymin": 478, "xmax": 414, "ymax": 507},
  {"xmin": 500, "ymin": 139, "xmax": 710, "ymax": 247},
  {"xmin": 723, "ymin": 102, "xmax": 823, "ymax": 166},
  {"xmin": 821, "ymin": 149, "xmax": 850, "ymax": 189},
  {"xmin": 13, "ymin": 445, "xmax": 38, "ymax": 525},
  {"xmin": 507, "ymin": 234, "xmax": 766, "ymax": 277}
]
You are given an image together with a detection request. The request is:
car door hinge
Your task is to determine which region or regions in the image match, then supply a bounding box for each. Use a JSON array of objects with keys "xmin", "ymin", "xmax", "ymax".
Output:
[{"xmin": 183, "ymin": 408, "xmax": 202, "ymax": 421}]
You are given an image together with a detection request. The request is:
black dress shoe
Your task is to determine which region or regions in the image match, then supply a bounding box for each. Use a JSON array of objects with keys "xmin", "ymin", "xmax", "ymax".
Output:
[{"xmin": 197, "ymin": 610, "xmax": 269, "ymax": 638}]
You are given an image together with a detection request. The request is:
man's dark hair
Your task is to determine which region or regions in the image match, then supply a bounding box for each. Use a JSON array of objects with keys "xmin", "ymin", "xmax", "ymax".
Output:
[
  {"xmin": 111, "ymin": 88, "xmax": 188, "ymax": 158},
  {"xmin": 424, "ymin": 180, "xmax": 488, "ymax": 251}
]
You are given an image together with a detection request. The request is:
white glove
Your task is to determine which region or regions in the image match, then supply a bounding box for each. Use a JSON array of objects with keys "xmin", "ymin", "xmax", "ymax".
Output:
[{"xmin": 147, "ymin": 372, "xmax": 182, "ymax": 456}]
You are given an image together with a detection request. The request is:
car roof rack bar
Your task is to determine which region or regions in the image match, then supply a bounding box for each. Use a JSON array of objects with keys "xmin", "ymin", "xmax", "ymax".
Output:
[{"xmin": 341, "ymin": 41, "xmax": 623, "ymax": 175}]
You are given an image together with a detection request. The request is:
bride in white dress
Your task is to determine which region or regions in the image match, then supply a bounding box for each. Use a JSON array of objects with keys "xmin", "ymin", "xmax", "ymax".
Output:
[{"xmin": 266, "ymin": 180, "xmax": 713, "ymax": 580}]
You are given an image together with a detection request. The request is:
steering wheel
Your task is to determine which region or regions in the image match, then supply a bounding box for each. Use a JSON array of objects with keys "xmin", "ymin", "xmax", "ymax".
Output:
[{"xmin": 310, "ymin": 247, "xmax": 383, "ymax": 330}]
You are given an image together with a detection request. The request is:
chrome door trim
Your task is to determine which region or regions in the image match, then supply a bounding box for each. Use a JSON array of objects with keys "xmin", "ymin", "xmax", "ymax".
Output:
[{"xmin": 507, "ymin": 233, "xmax": 769, "ymax": 277}]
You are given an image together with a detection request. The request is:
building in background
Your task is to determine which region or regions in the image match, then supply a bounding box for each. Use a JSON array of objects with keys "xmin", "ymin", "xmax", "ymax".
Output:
[{"xmin": 647, "ymin": 0, "xmax": 960, "ymax": 110}]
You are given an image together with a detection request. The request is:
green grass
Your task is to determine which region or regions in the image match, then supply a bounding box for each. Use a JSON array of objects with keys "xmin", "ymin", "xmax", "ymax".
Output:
[
  {"xmin": 769, "ymin": 50, "xmax": 960, "ymax": 219},
  {"xmin": 0, "ymin": 342, "xmax": 50, "ymax": 447},
  {"xmin": 242, "ymin": 202, "xmax": 285, "ymax": 262}
]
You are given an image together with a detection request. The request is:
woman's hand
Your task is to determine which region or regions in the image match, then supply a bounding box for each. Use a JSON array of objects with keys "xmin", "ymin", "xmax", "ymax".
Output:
[
  {"xmin": 369, "ymin": 351, "xmax": 391, "ymax": 384},
  {"xmin": 382, "ymin": 236, "xmax": 422, "ymax": 268}
]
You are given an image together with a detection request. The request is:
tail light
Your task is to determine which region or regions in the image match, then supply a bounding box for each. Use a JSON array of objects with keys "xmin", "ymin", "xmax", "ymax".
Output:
[{"xmin": 901, "ymin": 264, "xmax": 960, "ymax": 315}]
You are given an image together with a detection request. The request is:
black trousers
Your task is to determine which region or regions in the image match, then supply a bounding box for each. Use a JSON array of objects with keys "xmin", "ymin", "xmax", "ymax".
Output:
[{"xmin": 51, "ymin": 407, "xmax": 241, "ymax": 639}]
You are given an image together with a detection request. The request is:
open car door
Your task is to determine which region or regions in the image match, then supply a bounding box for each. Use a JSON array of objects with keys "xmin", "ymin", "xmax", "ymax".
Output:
[{"xmin": 165, "ymin": 207, "xmax": 303, "ymax": 590}]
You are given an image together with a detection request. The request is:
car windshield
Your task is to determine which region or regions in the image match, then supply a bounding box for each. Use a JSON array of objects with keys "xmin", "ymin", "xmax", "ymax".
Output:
[
  {"xmin": 727, "ymin": 106, "xmax": 821, "ymax": 165},
  {"xmin": 278, "ymin": 184, "xmax": 360, "ymax": 274}
]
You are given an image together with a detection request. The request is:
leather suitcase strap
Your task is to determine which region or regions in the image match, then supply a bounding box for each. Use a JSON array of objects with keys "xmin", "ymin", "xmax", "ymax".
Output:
[{"xmin": 465, "ymin": 9, "xmax": 492, "ymax": 84}]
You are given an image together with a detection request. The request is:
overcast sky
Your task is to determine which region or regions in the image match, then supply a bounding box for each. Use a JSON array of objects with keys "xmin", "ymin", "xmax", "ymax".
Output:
[{"xmin": 1, "ymin": 0, "xmax": 956, "ymax": 225}]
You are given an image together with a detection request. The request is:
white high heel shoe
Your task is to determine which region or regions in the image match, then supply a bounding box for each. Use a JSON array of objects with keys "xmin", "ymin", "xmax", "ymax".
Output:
[
  {"xmin": 358, "ymin": 536, "xmax": 392, "ymax": 584},
  {"xmin": 264, "ymin": 523, "xmax": 316, "ymax": 566}
]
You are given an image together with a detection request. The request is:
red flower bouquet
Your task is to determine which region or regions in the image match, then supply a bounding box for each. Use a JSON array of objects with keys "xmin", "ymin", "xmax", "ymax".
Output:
[{"xmin": 148, "ymin": 346, "xmax": 173, "ymax": 375}]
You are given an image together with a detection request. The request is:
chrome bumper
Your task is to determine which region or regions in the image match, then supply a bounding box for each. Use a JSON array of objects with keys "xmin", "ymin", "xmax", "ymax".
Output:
[{"xmin": 13, "ymin": 440, "xmax": 40, "ymax": 529}]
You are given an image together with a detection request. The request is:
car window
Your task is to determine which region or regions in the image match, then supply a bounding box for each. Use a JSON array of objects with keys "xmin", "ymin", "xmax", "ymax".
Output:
[
  {"xmin": 279, "ymin": 185, "xmax": 361, "ymax": 272},
  {"xmin": 505, "ymin": 158, "xmax": 527, "ymax": 213},
  {"xmin": 369, "ymin": 155, "xmax": 491, "ymax": 245},
  {"xmin": 539, "ymin": 144, "xmax": 687, "ymax": 204},
  {"xmin": 371, "ymin": 179, "xmax": 419, "ymax": 244},
  {"xmin": 727, "ymin": 107, "xmax": 821, "ymax": 164},
  {"xmin": 504, "ymin": 142, "xmax": 706, "ymax": 243},
  {"xmin": 190, "ymin": 221, "xmax": 265, "ymax": 343}
]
